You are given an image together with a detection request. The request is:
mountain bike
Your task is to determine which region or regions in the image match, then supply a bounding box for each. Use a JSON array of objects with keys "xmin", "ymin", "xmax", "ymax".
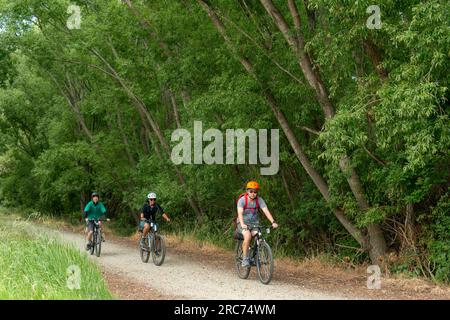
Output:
[
  {"xmin": 235, "ymin": 225, "xmax": 274, "ymax": 285},
  {"xmin": 139, "ymin": 219, "xmax": 166, "ymax": 266},
  {"xmin": 87, "ymin": 218, "xmax": 109, "ymax": 257}
]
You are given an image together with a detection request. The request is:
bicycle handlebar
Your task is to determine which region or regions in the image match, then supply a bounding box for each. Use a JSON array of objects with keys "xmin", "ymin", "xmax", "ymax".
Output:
[{"xmin": 242, "ymin": 224, "xmax": 276, "ymax": 232}]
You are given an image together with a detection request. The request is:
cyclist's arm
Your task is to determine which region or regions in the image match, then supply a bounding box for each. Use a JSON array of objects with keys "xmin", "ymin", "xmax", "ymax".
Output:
[
  {"xmin": 140, "ymin": 204, "xmax": 147, "ymax": 221},
  {"xmin": 237, "ymin": 206, "xmax": 245, "ymax": 228},
  {"xmin": 95, "ymin": 203, "xmax": 106, "ymax": 221},
  {"xmin": 83, "ymin": 202, "xmax": 90, "ymax": 219},
  {"xmin": 159, "ymin": 205, "xmax": 170, "ymax": 222},
  {"xmin": 261, "ymin": 207, "xmax": 277, "ymax": 226},
  {"xmin": 101, "ymin": 203, "xmax": 107, "ymax": 216}
]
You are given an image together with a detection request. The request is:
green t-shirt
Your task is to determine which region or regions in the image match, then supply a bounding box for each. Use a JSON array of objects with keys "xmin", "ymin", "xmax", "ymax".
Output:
[{"xmin": 83, "ymin": 201, "xmax": 107, "ymax": 220}]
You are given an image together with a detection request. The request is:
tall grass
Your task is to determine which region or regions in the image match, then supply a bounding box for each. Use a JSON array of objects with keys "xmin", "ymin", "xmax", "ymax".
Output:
[{"xmin": 0, "ymin": 220, "xmax": 113, "ymax": 299}]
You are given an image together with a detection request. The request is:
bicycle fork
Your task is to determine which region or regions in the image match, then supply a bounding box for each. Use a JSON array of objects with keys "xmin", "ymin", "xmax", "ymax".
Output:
[
  {"xmin": 141, "ymin": 233, "xmax": 153, "ymax": 251},
  {"xmin": 247, "ymin": 241, "xmax": 259, "ymax": 266}
]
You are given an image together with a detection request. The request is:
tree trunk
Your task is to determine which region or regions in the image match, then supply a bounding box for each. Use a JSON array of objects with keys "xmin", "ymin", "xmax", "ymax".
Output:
[
  {"xmin": 404, "ymin": 203, "xmax": 416, "ymax": 247},
  {"xmin": 281, "ymin": 167, "xmax": 296, "ymax": 211},
  {"xmin": 122, "ymin": 0, "xmax": 172, "ymax": 57},
  {"xmin": 116, "ymin": 106, "xmax": 137, "ymax": 166},
  {"xmin": 181, "ymin": 89, "xmax": 191, "ymax": 108},
  {"xmin": 198, "ymin": 0, "xmax": 368, "ymax": 249},
  {"xmin": 90, "ymin": 48, "xmax": 204, "ymax": 221},
  {"xmin": 169, "ymin": 90, "xmax": 182, "ymax": 128},
  {"xmin": 260, "ymin": 0, "xmax": 387, "ymax": 263},
  {"xmin": 363, "ymin": 39, "xmax": 388, "ymax": 81},
  {"xmin": 140, "ymin": 125, "xmax": 150, "ymax": 155}
]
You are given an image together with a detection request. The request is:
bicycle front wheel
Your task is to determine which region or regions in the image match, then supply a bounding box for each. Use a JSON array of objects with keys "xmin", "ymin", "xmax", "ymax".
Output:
[
  {"xmin": 140, "ymin": 235, "xmax": 150, "ymax": 263},
  {"xmin": 256, "ymin": 241, "xmax": 273, "ymax": 285},
  {"xmin": 90, "ymin": 232, "xmax": 95, "ymax": 255},
  {"xmin": 235, "ymin": 241, "xmax": 250, "ymax": 279},
  {"xmin": 95, "ymin": 230, "xmax": 102, "ymax": 257},
  {"xmin": 152, "ymin": 234, "xmax": 166, "ymax": 266}
]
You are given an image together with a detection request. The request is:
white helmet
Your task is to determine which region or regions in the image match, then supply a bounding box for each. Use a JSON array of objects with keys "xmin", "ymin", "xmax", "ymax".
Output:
[{"xmin": 147, "ymin": 192, "xmax": 157, "ymax": 199}]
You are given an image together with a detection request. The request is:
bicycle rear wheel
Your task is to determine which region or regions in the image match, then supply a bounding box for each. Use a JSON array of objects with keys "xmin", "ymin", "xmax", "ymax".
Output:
[
  {"xmin": 235, "ymin": 241, "xmax": 250, "ymax": 279},
  {"xmin": 152, "ymin": 234, "xmax": 166, "ymax": 266},
  {"xmin": 95, "ymin": 230, "xmax": 102, "ymax": 257},
  {"xmin": 256, "ymin": 241, "xmax": 273, "ymax": 285},
  {"xmin": 140, "ymin": 235, "xmax": 150, "ymax": 263}
]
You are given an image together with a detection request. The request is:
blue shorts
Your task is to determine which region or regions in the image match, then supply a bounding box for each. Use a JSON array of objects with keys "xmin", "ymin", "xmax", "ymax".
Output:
[
  {"xmin": 237, "ymin": 220, "xmax": 259, "ymax": 234},
  {"xmin": 139, "ymin": 220, "xmax": 154, "ymax": 230}
]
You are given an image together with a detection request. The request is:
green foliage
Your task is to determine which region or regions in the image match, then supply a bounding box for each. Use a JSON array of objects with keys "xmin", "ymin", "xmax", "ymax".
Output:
[
  {"xmin": 0, "ymin": 0, "xmax": 448, "ymax": 282},
  {"xmin": 426, "ymin": 195, "xmax": 450, "ymax": 283}
]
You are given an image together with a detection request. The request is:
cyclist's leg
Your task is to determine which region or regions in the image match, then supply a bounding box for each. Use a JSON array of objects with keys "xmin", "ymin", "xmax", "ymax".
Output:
[
  {"xmin": 86, "ymin": 222, "xmax": 94, "ymax": 249},
  {"xmin": 138, "ymin": 220, "xmax": 145, "ymax": 233},
  {"xmin": 243, "ymin": 231, "xmax": 252, "ymax": 253},
  {"xmin": 249, "ymin": 218, "xmax": 260, "ymax": 237},
  {"xmin": 87, "ymin": 222, "xmax": 94, "ymax": 241},
  {"xmin": 142, "ymin": 222, "xmax": 150, "ymax": 244},
  {"xmin": 248, "ymin": 227, "xmax": 259, "ymax": 265},
  {"xmin": 238, "ymin": 222, "xmax": 252, "ymax": 259},
  {"xmin": 143, "ymin": 222, "xmax": 150, "ymax": 237}
]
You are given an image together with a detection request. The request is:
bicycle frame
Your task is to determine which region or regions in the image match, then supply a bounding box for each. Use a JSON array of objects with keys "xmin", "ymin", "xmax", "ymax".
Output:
[
  {"xmin": 139, "ymin": 219, "xmax": 166, "ymax": 266},
  {"xmin": 86, "ymin": 219, "xmax": 104, "ymax": 235},
  {"xmin": 87, "ymin": 218, "xmax": 106, "ymax": 227},
  {"xmin": 247, "ymin": 226, "xmax": 271, "ymax": 264},
  {"xmin": 86, "ymin": 218, "xmax": 107, "ymax": 257},
  {"xmin": 235, "ymin": 224, "xmax": 274, "ymax": 284},
  {"xmin": 141, "ymin": 220, "xmax": 158, "ymax": 247},
  {"xmin": 142, "ymin": 219, "xmax": 157, "ymax": 233}
]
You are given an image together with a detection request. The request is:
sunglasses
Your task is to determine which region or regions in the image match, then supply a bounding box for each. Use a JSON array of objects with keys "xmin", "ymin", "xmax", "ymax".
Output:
[
  {"xmin": 149, "ymin": 198, "xmax": 156, "ymax": 201},
  {"xmin": 248, "ymin": 189, "xmax": 258, "ymax": 194}
]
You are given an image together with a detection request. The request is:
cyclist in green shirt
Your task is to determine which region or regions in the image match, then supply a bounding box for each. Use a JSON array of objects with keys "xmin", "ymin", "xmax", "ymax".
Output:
[{"xmin": 83, "ymin": 192, "xmax": 107, "ymax": 250}]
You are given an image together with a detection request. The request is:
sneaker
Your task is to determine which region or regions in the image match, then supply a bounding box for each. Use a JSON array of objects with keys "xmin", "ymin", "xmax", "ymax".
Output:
[
  {"xmin": 85, "ymin": 242, "xmax": 92, "ymax": 251},
  {"xmin": 241, "ymin": 257, "xmax": 251, "ymax": 267}
]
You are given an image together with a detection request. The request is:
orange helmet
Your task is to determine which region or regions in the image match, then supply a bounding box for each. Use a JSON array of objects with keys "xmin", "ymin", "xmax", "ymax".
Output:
[{"xmin": 246, "ymin": 181, "xmax": 260, "ymax": 190}]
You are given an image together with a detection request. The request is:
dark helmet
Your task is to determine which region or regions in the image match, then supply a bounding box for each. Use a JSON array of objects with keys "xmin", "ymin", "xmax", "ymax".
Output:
[{"xmin": 91, "ymin": 192, "xmax": 99, "ymax": 198}]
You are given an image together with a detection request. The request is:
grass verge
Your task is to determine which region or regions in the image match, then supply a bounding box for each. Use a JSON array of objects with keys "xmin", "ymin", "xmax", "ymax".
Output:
[{"xmin": 0, "ymin": 215, "xmax": 113, "ymax": 299}]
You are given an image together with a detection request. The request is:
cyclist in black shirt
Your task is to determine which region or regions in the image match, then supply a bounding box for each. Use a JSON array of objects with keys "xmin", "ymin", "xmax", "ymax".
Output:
[{"xmin": 140, "ymin": 192, "xmax": 171, "ymax": 244}]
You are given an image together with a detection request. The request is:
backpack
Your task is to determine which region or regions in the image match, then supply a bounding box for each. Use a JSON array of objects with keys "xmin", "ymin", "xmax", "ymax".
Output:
[{"xmin": 232, "ymin": 193, "xmax": 260, "ymax": 238}]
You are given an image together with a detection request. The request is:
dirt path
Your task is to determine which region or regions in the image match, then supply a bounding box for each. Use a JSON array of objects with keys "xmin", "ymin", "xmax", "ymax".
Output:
[
  {"xmin": 39, "ymin": 226, "xmax": 351, "ymax": 299},
  {"xmin": 6, "ymin": 217, "xmax": 450, "ymax": 300},
  {"xmin": 6, "ymin": 217, "xmax": 353, "ymax": 300}
]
